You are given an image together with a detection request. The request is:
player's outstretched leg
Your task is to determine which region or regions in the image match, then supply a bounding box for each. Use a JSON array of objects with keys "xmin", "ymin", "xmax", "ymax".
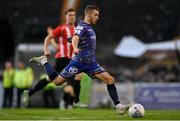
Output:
[
  {"xmin": 29, "ymin": 55, "xmax": 59, "ymax": 81},
  {"xmin": 95, "ymin": 72, "xmax": 130, "ymax": 115},
  {"xmin": 29, "ymin": 55, "xmax": 66, "ymax": 85},
  {"xmin": 22, "ymin": 78, "xmax": 49, "ymax": 106}
]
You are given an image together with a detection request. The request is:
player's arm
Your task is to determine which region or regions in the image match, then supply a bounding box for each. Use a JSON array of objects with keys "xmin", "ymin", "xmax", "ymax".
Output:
[
  {"xmin": 72, "ymin": 35, "xmax": 80, "ymax": 55},
  {"xmin": 44, "ymin": 26, "xmax": 62, "ymax": 55},
  {"xmin": 73, "ymin": 25, "xmax": 86, "ymax": 54},
  {"xmin": 50, "ymin": 39, "xmax": 58, "ymax": 50},
  {"xmin": 46, "ymin": 26, "xmax": 58, "ymax": 50},
  {"xmin": 44, "ymin": 33, "xmax": 54, "ymax": 56}
]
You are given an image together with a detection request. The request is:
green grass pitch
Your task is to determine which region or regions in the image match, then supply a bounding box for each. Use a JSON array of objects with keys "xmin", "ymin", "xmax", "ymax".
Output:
[{"xmin": 0, "ymin": 108, "xmax": 180, "ymax": 120}]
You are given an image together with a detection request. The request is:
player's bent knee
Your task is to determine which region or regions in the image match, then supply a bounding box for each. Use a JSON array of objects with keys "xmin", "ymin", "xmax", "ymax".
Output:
[
  {"xmin": 53, "ymin": 75, "xmax": 65, "ymax": 86},
  {"xmin": 74, "ymin": 73, "xmax": 84, "ymax": 81},
  {"xmin": 107, "ymin": 76, "xmax": 115, "ymax": 85}
]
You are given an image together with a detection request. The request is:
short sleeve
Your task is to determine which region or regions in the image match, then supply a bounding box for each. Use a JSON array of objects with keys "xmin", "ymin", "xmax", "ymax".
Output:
[
  {"xmin": 74, "ymin": 25, "xmax": 86, "ymax": 38},
  {"xmin": 52, "ymin": 26, "xmax": 62, "ymax": 37}
]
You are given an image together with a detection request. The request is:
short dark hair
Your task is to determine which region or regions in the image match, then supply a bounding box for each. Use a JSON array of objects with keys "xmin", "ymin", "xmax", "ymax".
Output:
[
  {"xmin": 84, "ymin": 5, "xmax": 99, "ymax": 14},
  {"xmin": 64, "ymin": 8, "xmax": 76, "ymax": 15}
]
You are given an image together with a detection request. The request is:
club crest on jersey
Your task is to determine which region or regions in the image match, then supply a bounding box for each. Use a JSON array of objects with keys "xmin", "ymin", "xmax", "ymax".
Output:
[
  {"xmin": 76, "ymin": 26, "xmax": 83, "ymax": 30},
  {"xmin": 75, "ymin": 30, "xmax": 81, "ymax": 35},
  {"xmin": 69, "ymin": 67, "xmax": 78, "ymax": 74}
]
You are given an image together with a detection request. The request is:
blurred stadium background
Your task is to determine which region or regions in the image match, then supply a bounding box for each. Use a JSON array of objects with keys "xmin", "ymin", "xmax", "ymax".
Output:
[{"xmin": 0, "ymin": 0, "xmax": 180, "ymax": 110}]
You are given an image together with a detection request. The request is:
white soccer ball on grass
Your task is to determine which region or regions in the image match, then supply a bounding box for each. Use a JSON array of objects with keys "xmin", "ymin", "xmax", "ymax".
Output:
[{"xmin": 128, "ymin": 103, "xmax": 145, "ymax": 118}]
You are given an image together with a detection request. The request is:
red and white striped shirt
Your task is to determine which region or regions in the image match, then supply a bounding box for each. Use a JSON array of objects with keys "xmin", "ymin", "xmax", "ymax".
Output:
[{"xmin": 52, "ymin": 24, "xmax": 75, "ymax": 59}]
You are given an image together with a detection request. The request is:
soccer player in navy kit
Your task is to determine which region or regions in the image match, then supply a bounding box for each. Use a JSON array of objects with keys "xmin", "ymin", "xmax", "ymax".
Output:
[{"xmin": 29, "ymin": 5, "xmax": 129, "ymax": 115}]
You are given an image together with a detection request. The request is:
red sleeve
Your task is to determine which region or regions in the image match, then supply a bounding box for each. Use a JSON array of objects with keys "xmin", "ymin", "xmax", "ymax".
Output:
[{"xmin": 52, "ymin": 26, "xmax": 62, "ymax": 37}]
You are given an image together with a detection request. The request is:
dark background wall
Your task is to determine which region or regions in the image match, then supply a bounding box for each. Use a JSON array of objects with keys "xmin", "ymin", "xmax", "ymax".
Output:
[{"xmin": 0, "ymin": 0, "xmax": 180, "ymax": 66}]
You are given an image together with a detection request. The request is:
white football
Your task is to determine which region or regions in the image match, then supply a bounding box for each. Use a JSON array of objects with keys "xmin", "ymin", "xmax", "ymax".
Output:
[{"xmin": 128, "ymin": 103, "xmax": 145, "ymax": 118}]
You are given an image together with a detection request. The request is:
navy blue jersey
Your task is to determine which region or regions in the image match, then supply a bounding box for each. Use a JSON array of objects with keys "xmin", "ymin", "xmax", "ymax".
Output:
[
  {"xmin": 60, "ymin": 21, "xmax": 106, "ymax": 79},
  {"xmin": 72, "ymin": 21, "xmax": 96, "ymax": 63}
]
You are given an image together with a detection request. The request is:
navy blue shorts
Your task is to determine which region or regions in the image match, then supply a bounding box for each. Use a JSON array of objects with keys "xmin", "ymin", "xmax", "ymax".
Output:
[{"xmin": 60, "ymin": 60, "xmax": 106, "ymax": 79}]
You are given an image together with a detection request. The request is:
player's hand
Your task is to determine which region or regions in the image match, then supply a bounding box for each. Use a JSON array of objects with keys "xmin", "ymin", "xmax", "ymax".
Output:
[
  {"xmin": 44, "ymin": 49, "xmax": 51, "ymax": 56},
  {"xmin": 74, "ymin": 48, "xmax": 81, "ymax": 55}
]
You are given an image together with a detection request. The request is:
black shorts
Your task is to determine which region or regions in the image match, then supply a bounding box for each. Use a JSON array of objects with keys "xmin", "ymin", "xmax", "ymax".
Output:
[{"xmin": 54, "ymin": 57, "xmax": 71, "ymax": 73}]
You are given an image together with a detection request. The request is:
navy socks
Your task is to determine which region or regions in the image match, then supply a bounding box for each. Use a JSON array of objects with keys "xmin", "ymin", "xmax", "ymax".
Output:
[
  {"xmin": 28, "ymin": 63, "xmax": 58, "ymax": 96},
  {"xmin": 107, "ymin": 84, "xmax": 120, "ymax": 105},
  {"xmin": 44, "ymin": 63, "xmax": 58, "ymax": 81},
  {"xmin": 29, "ymin": 78, "xmax": 49, "ymax": 96}
]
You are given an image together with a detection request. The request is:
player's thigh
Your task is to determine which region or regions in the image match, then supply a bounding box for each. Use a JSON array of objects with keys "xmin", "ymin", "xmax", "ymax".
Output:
[
  {"xmin": 60, "ymin": 60, "xmax": 82, "ymax": 80},
  {"xmin": 53, "ymin": 75, "xmax": 66, "ymax": 86},
  {"xmin": 95, "ymin": 72, "xmax": 115, "ymax": 84}
]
